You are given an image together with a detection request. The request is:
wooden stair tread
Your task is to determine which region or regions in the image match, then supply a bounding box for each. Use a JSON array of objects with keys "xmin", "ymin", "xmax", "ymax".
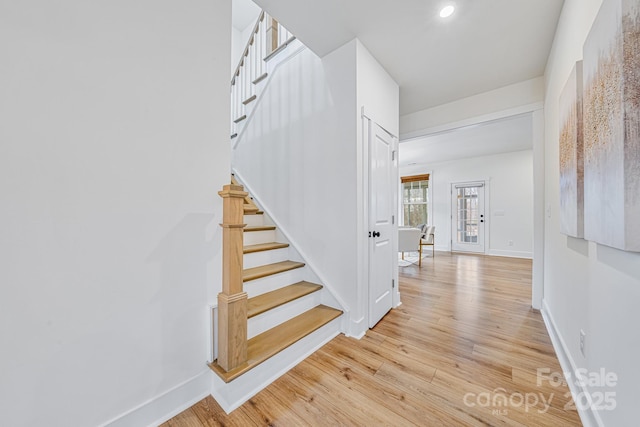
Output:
[
  {"xmin": 243, "ymin": 94, "xmax": 257, "ymax": 105},
  {"xmin": 252, "ymin": 72, "xmax": 268, "ymax": 84},
  {"xmin": 243, "ymin": 260, "xmax": 304, "ymax": 282},
  {"xmin": 243, "ymin": 204, "xmax": 259, "ymax": 213},
  {"xmin": 209, "ymin": 305, "xmax": 342, "ymax": 382},
  {"xmin": 244, "ymin": 225, "xmax": 276, "ymax": 232},
  {"xmin": 244, "ymin": 242, "xmax": 289, "ymax": 254},
  {"xmin": 247, "ymin": 281, "xmax": 322, "ymax": 318}
]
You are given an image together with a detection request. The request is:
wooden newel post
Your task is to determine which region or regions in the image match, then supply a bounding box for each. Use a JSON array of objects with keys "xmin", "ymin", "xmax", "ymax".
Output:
[
  {"xmin": 217, "ymin": 184, "xmax": 248, "ymax": 372},
  {"xmin": 266, "ymin": 16, "xmax": 279, "ymax": 55}
]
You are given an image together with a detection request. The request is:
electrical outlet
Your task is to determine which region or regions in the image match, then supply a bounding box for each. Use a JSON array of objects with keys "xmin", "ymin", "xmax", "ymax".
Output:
[{"xmin": 580, "ymin": 330, "xmax": 586, "ymax": 357}]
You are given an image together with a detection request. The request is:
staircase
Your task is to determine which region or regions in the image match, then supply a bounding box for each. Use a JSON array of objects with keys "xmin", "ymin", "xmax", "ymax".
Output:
[
  {"xmin": 208, "ymin": 13, "xmax": 344, "ymax": 411},
  {"xmin": 230, "ymin": 11, "xmax": 296, "ymax": 141},
  {"xmin": 208, "ymin": 176, "xmax": 342, "ymax": 403}
]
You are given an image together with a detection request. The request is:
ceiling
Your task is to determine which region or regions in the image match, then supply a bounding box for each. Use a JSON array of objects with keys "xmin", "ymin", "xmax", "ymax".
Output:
[
  {"xmin": 399, "ymin": 114, "xmax": 533, "ymax": 167},
  {"xmin": 252, "ymin": 0, "xmax": 564, "ymax": 116}
]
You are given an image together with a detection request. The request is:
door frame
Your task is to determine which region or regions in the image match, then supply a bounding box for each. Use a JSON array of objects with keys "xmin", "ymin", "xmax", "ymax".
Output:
[
  {"xmin": 399, "ymin": 107, "xmax": 543, "ymax": 309},
  {"xmin": 358, "ymin": 110, "xmax": 400, "ymax": 335},
  {"xmin": 367, "ymin": 120, "xmax": 397, "ymax": 328},
  {"xmin": 450, "ymin": 180, "xmax": 489, "ymax": 254}
]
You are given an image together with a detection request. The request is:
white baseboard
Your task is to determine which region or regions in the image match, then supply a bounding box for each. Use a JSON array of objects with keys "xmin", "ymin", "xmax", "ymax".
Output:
[
  {"xmin": 101, "ymin": 370, "xmax": 211, "ymax": 427},
  {"xmin": 487, "ymin": 249, "xmax": 533, "ymax": 259},
  {"xmin": 345, "ymin": 315, "xmax": 366, "ymax": 338},
  {"xmin": 346, "ymin": 330, "xmax": 366, "ymax": 340},
  {"xmin": 541, "ymin": 300, "xmax": 603, "ymax": 427}
]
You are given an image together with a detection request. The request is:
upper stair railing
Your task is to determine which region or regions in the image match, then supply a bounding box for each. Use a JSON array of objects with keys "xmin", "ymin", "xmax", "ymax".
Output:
[{"xmin": 230, "ymin": 12, "xmax": 295, "ymax": 139}]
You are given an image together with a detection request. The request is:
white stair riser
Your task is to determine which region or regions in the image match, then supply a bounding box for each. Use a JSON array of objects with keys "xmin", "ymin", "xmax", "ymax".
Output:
[
  {"xmin": 243, "ymin": 248, "xmax": 290, "ymax": 269},
  {"xmin": 244, "ymin": 268, "xmax": 307, "ymax": 298},
  {"xmin": 248, "ymin": 291, "xmax": 321, "ymax": 339},
  {"xmin": 244, "ymin": 229, "xmax": 276, "ymax": 245},
  {"xmin": 209, "ymin": 313, "xmax": 341, "ymax": 413},
  {"xmin": 243, "ymin": 214, "xmax": 264, "ymax": 227}
]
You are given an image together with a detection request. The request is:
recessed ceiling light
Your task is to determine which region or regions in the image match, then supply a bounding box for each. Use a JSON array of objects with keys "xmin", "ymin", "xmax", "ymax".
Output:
[{"xmin": 439, "ymin": 5, "xmax": 455, "ymax": 18}]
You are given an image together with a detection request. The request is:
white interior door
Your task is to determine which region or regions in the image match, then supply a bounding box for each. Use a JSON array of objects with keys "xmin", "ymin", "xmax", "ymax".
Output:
[
  {"xmin": 451, "ymin": 182, "xmax": 486, "ymax": 253},
  {"xmin": 369, "ymin": 122, "xmax": 396, "ymax": 328}
]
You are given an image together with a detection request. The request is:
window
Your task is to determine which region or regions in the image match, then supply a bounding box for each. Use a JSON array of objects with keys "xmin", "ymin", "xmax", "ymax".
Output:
[
  {"xmin": 401, "ymin": 174, "xmax": 430, "ymax": 227},
  {"xmin": 455, "ymin": 186, "xmax": 479, "ymax": 243}
]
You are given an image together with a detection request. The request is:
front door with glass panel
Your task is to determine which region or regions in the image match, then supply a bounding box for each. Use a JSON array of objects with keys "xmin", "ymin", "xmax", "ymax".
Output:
[{"xmin": 451, "ymin": 182, "xmax": 485, "ymax": 253}]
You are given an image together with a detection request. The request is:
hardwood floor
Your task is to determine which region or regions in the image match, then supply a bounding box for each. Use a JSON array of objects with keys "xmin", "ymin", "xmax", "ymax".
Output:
[{"xmin": 163, "ymin": 252, "xmax": 582, "ymax": 426}]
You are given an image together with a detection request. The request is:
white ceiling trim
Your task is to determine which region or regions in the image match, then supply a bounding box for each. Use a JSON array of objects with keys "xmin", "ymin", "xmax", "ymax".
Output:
[{"xmin": 400, "ymin": 101, "xmax": 543, "ymax": 142}]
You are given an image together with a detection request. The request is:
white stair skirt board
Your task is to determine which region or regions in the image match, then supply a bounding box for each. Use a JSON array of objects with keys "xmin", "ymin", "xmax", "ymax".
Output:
[
  {"xmin": 243, "ymin": 214, "xmax": 265, "ymax": 227},
  {"xmin": 209, "ymin": 315, "xmax": 342, "ymax": 414},
  {"xmin": 243, "ymin": 247, "xmax": 290, "ymax": 269},
  {"xmin": 232, "ymin": 169, "xmax": 351, "ymax": 324},
  {"xmin": 242, "ymin": 102, "xmax": 257, "ymax": 124},
  {"xmin": 243, "ymin": 268, "xmax": 307, "ymax": 298},
  {"xmin": 244, "ymin": 229, "xmax": 276, "ymax": 246},
  {"xmin": 247, "ymin": 291, "xmax": 322, "ymax": 339},
  {"xmin": 541, "ymin": 300, "xmax": 602, "ymax": 427}
]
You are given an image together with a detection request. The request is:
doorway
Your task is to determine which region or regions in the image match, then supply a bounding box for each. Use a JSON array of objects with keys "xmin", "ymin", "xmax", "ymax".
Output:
[
  {"xmin": 451, "ymin": 182, "xmax": 486, "ymax": 253},
  {"xmin": 368, "ymin": 122, "xmax": 397, "ymax": 328}
]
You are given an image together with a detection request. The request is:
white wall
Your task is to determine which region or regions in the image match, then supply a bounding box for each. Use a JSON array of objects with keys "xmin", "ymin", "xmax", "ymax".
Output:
[
  {"xmin": 543, "ymin": 1, "xmax": 640, "ymax": 426},
  {"xmin": 233, "ymin": 38, "xmax": 399, "ymax": 337},
  {"xmin": 0, "ymin": 1, "xmax": 231, "ymax": 426},
  {"xmin": 356, "ymin": 40, "xmax": 400, "ymax": 137},
  {"xmin": 400, "ymin": 77, "xmax": 544, "ymax": 139},
  {"xmin": 233, "ymin": 40, "xmax": 359, "ymax": 328},
  {"xmin": 400, "ymin": 150, "xmax": 534, "ymax": 258},
  {"xmin": 355, "ymin": 40, "xmax": 401, "ymax": 328}
]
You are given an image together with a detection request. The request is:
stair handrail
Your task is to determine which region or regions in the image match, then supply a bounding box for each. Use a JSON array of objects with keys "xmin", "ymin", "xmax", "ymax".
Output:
[{"xmin": 231, "ymin": 11, "xmax": 265, "ymax": 86}]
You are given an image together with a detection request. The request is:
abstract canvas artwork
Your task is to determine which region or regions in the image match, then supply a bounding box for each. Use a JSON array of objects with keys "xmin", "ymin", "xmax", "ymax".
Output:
[
  {"xmin": 582, "ymin": 0, "xmax": 640, "ymax": 252},
  {"xmin": 559, "ymin": 61, "xmax": 584, "ymax": 238}
]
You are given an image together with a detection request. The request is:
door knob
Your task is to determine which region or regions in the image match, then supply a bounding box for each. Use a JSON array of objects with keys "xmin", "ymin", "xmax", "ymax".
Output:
[{"xmin": 373, "ymin": 231, "xmax": 381, "ymax": 237}]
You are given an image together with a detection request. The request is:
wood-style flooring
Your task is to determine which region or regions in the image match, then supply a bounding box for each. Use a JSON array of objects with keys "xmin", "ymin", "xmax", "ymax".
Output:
[{"xmin": 163, "ymin": 252, "xmax": 582, "ymax": 426}]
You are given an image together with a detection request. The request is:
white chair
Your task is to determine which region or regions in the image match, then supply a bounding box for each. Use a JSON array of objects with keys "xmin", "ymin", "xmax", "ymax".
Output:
[
  {"xmin": 419, "ymin": 225, "xmax": 435, "ymax": 267},
  {"xmin": 398, "ymin": 227, "xmax": 421, "ymax": 265}
]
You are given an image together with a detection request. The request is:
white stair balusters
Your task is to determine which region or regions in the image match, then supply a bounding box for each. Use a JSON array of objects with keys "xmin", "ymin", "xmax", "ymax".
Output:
[{"xmin": 230, "ymin": 12, "xmax": 295, "ymax": 140}]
